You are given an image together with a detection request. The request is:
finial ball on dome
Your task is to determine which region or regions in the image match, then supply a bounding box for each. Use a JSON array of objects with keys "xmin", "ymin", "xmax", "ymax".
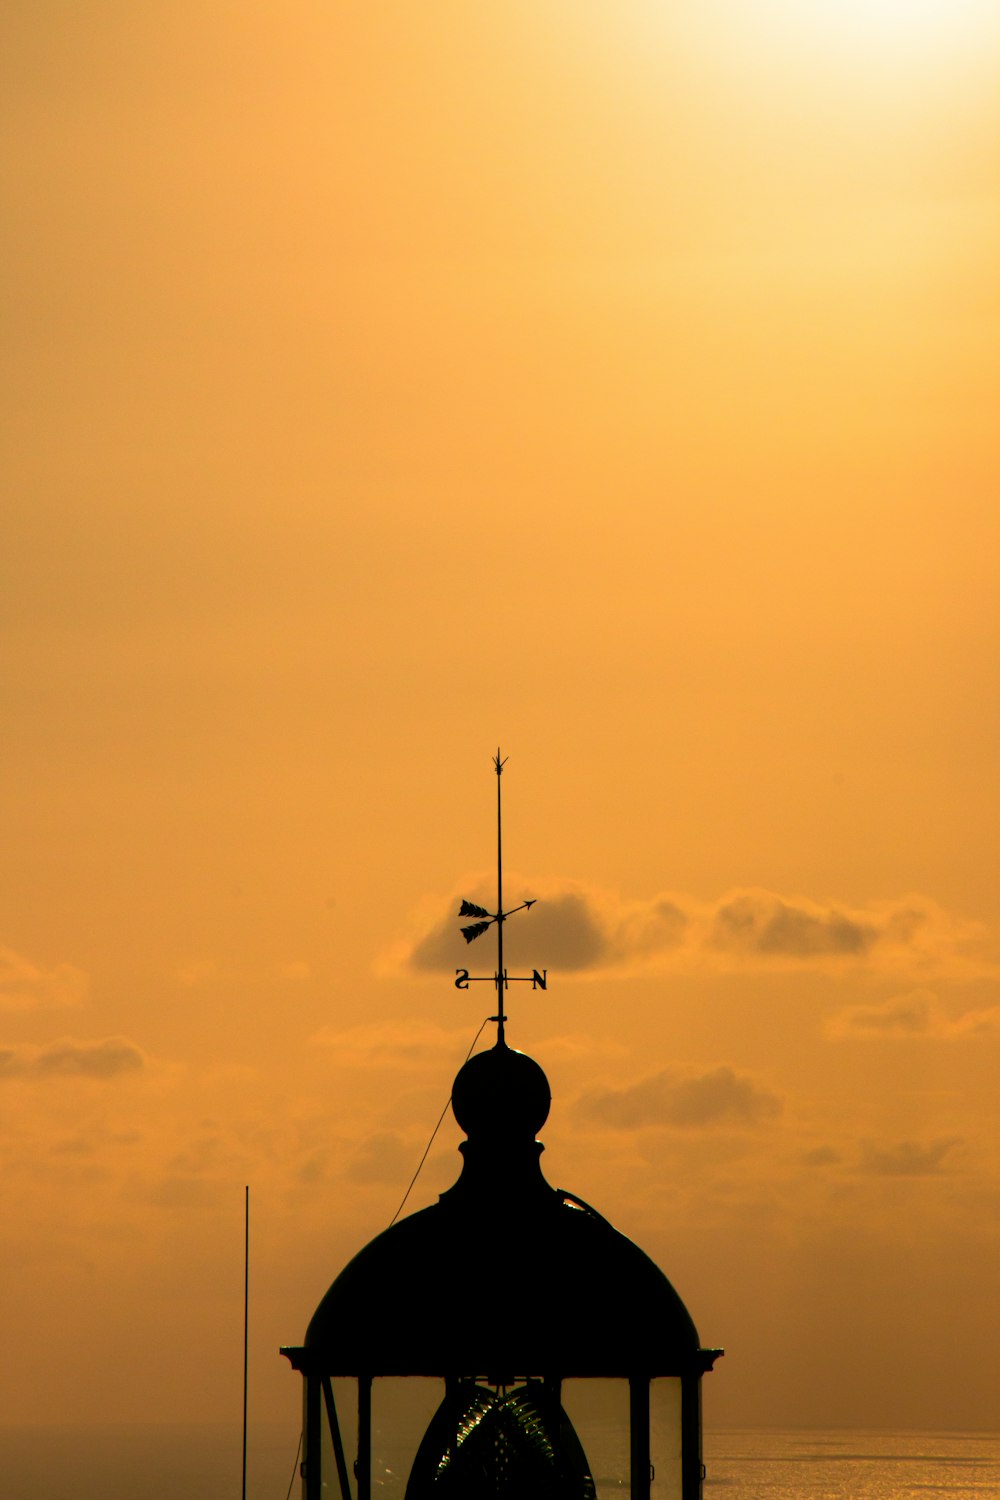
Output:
[{"xmin": 452, "ymin": 1044, "xmax": 551, "ymax": 1141}]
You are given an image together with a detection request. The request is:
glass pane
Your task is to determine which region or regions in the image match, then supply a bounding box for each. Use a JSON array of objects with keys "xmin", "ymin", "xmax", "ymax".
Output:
[
  {"xmin": 561, "ymin": 1378, "xmax": 630, "ymax": 1499},
  {"xmin": 650, "ymin": 1379, "xmax": 682, "ymax": 1500},
  {"xmin": 372, "ymin": 1378, "xmax": 445, "ymax": 1498},
  {"xmin": 321, "ymin": 1377, "xmax": 358, "ymax": 1499}
]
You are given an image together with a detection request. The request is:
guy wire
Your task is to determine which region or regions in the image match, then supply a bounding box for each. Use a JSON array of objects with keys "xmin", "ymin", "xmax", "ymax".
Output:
[
  {"xmin": 283, "ymin": 1431, "xmax": 303, "ymax": 1500},
  {"xmin": 387, "ymin": 1017, "xmax": 490, "ymax": 1227}
]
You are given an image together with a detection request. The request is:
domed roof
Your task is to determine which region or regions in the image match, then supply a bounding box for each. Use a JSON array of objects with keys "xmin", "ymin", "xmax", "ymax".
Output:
[{"xmin": 300, "ymin": 1043, "xmax": 713, "ymax": 1377}]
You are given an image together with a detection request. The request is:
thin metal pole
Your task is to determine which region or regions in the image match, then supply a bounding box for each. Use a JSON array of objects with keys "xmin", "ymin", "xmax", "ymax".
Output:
[{"xmin": 242, "ymin": 1184, "xmax": 249, "ymax": 1500}]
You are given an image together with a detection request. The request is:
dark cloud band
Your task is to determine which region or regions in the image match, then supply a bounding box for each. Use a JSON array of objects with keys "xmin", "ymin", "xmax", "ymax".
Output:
[
  {"xmin": 577, "ymin": 1065, "xmax": 782, "ymax": 1130},
  {"xmin": 394, "ymin": 880, "xmax": 981, "ymax": 979},
  {"xmin": 0, "ymin": 1037, "xmax": 145, "ymax": 1080}
]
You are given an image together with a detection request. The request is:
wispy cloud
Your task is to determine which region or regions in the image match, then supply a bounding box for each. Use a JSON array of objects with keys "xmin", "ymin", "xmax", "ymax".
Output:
[
  {"xmin": 0, "ymin": 1037, "xmax": 146, "ymax": 1080},
  {"xmin": 577, "ymin": 1065, "xmax": 782, "ymax": 1130},
  {"xmin": 0, "ymin": 947, "xmax": 87, "ymax": 1011},
  {"xmin": 391, "ymin": 880, "xmax": 988, "ymax": 980},
  {"xmin": 858, "ymin": 1137, "xmax": 963, "ymax": 1176},
  {"xmin": 800, "ymin": 1137, "xmax": 968, "ymax": 1176},
  {"xmin": 144, "ymin": 1175, "xmax": 222, "ymax": 1209},
  {"xmin": 346, "ymin": 1130, "xmax": 415, "ymax": 1186},
  {"xmin": 828, "ymin": 990, "xmax": 1000, "ymax": 1038},
  {"xmin": 309, "ymin": 1020, "xmax": 480, "ymax": 1069},
  {"xmin": 802, "ymin": 1146, "xmax": 843, "ymax": 1167},
  {"xmin": 176, "ymin": 958, "xmax": 312, "ymax": 988},
  {"xmin": 709, "ymin": 892, "xmax": 875, "ymax": 958}
]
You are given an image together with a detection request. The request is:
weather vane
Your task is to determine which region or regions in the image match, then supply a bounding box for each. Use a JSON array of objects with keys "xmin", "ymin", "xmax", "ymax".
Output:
[{"xmin": 454, "ymin": 750, "xmax": 547, "ymax": 1045}]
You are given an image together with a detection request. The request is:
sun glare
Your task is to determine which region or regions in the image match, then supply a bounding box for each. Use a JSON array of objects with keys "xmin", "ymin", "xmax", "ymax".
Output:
[
  {"xmin": 621, "ymin": 0, "xmax": 999, "ymax": 83},
  {"xmin": 787, "ymin": 0, "xmax": 996, "ymax": 56},
  {"xmin": 832, "ymin": 0, "xmax": 962, "ymax": 24}
]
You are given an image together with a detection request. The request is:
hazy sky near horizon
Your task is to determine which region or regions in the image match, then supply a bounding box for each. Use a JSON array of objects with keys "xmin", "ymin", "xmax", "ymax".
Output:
[{"xmin": 2, "ymin": 0, "xmax": 998, "ymax": 1450}]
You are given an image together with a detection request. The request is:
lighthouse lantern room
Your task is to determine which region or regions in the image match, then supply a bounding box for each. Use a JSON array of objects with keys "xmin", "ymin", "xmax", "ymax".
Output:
[{"xmin": 282, "ymin": 757, "xmax": 721, "ymax": 1499}]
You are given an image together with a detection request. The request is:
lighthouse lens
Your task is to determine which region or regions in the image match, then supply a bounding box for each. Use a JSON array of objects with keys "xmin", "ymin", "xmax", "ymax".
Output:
[{"xmin": 405, "ymin": 1378, "xmax": 596, "ymax": 1499}]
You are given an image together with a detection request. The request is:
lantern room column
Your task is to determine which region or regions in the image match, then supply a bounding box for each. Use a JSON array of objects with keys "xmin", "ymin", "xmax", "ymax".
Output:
[
  {"xmin": 681, "ymin": 1372, "xmax": 703, "ymax": 1500},
  {"xmin": 630, "ymin": 1376, "xmax": 651, "ymax": 1500},
  {"xmin": 357, "ymin": 1375, "xmax": 372, "ymax": 1500},
  {"xmin": 304, "ymin": 1373, "xmax": 321, "ymax": 1500}
]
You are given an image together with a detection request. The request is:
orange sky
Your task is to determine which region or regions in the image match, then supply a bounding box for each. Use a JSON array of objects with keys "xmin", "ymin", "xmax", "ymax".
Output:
[{"xmin": 1, "ymin": 0, "xmax": 998, "ymax": 1444}]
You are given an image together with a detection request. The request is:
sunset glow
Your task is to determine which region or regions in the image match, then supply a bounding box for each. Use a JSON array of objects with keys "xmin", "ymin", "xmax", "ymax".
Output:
[{"xmin": 1, "ymin": 0, "xmax": 998, "ymax": 1473}]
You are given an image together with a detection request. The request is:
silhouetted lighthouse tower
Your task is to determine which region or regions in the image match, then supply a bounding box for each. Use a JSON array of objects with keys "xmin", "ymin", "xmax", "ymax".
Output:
[{"xmin": 282, "ymin": 756, "xmax": 722, "ymax": 1498}]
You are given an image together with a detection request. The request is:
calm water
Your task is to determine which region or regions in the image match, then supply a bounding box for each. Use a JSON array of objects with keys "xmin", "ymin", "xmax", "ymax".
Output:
[
  {"xmin": 706, "ymin": 1429, "xmax": 1000, "ymax": 1499},
  {"xmin": 0, "ymin": 1423, "xmax": 996, "ymax": 1498}
]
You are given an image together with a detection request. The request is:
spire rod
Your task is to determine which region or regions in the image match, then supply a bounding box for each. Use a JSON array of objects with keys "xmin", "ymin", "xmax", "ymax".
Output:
[
  {"xmin": 454, "ymin": 752, "xmax": 548, "ymax": 1036},
  {"xmin": 494, "ymin": 749, "xmax": 507, "ymax": 1043}
]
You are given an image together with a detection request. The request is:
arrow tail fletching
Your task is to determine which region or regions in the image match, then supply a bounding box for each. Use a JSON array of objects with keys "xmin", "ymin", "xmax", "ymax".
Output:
[
  {"xmin": 461, "ymin": 920, "xmax": 493, "ymax": 943},
  {"xmin": 458, "ymin": 900, "xmax": 491, "ymax": 918}
]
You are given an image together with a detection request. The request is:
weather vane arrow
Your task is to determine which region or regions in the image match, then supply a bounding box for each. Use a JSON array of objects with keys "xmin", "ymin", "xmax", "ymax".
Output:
[
  {"xmin": 458, "ymin": 897, "xmax": 536, "ymax": 945},
  {"xmin": 454, "ymin": 750, "xmax": 548, "ymax": 1045}
]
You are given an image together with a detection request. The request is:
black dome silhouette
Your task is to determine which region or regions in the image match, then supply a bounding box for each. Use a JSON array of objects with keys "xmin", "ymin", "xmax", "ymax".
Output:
[{"xmin": 304, "ymin": 1042, "xmax": 707, "ymax": 1377}]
